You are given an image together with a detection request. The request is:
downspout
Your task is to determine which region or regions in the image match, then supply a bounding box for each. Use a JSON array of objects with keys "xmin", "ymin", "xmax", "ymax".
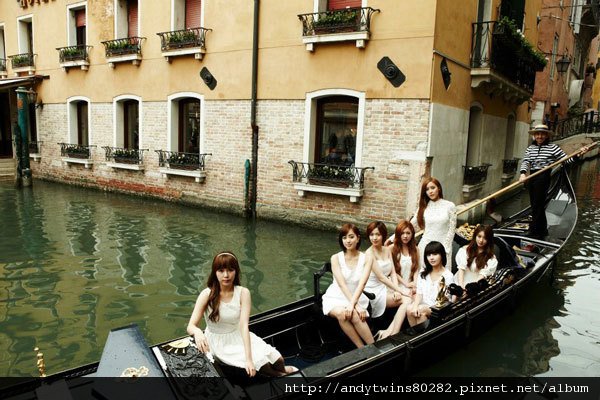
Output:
[{"xmin": 248, "ymin": 0, "xmax": 260, "ymax": 219}]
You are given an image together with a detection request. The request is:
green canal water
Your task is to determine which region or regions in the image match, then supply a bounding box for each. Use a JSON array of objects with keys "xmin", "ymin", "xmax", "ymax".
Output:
[{"xmin": 1, "ymin": 158, "xmax": 600, "ymax": 377}]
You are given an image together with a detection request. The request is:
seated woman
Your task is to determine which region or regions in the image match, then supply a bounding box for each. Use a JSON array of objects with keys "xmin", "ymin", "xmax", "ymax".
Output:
[
  {"xmin": 363, "ymin": 221, "xmax": 407, "ymax": 340},
  {"xmin": 455, "ymin": 225, "xmax": 497, "ymax": 294},
  {"xmin": 187, "ymin": 252, "xmax": 297, "ymax": 377},
  {"xmin": 407, "ymin": 241, "xmax": 454, "ymax": 327},
  {"xmin": 321, "ymin": 223, "xmax": 374, "ymax": 348}
]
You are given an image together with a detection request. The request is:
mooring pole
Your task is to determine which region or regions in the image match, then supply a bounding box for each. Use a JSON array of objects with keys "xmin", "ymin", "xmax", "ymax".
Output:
[{"xmin": 15, "ymin": 86, "xmax": 32, "ymax": 187}]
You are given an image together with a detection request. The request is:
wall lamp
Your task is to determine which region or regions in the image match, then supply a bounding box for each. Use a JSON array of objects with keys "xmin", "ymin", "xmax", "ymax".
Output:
[{"xmin": 556, "ymin": 55, "xmax": 571, "ymax": 75}]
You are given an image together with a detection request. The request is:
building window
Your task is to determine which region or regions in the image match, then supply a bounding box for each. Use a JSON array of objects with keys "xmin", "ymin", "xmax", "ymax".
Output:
[
  {"xmin": 316, "ymin": 96, "xmax": 358, "ymax": 165},
  {"xmin": 67, "ymin": 4, "xmax": 87, "ymax": 46},
  {"xmin": 327, "ymin": 0, "xmax": 362, "ymax": 10},
  {"xmin": 115, "ymin": 0, "xmax": 139, "ymax": 38},
  {"xmin": 550, "ymin": 35, "xmax": 558, "ymax": 80},
  {"xmin": 172, "ymin": 0, "xmax": 203, "ymax": 30},
  {"xmin": 17, "ymin": 15, "xmax": 34, "ymax": 54},
  {"xmin": 0, "ymin": 24, "xmax": 6, "ymax": 63},
  {"xmin": 167, "ymin": 93, "xmax": 204, "ymax": 153},
  {"xmin": 466, "ymin": 105, "xmax": 483, "ymax": 167},
  {"xmin": 113, "ymin": 95, "xmax": 142, "ymax": 149},
  {"xmin": 67, "ymin": 98, "xmax": 91, "ymax": 146}
]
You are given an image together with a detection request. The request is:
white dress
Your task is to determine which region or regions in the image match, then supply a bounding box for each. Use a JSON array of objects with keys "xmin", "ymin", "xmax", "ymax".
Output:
[
  {"xmin": 397, "ymin": 253, "xmax": 415, "ymax": 296},
  {"xmin": 322, "ymin": 252, "xmax": 369, "ymax": 316},
  {"xmin": 455, "ymin": 246, "xmax": 498, "ymax": 286},
  {"xmin": 410, "ymin": 199, "xmax": 457, "ymax": 270},
  {"xmin": 204, "ymin": 286, "xmax": 281, "ymax": 370},
  {"xmin": 365, "ymin": 258, "xmax": 394, "ymax": 318},
  {"xmin": 416, "ymin": 269, "xmax": 454, "ymax": 307}
]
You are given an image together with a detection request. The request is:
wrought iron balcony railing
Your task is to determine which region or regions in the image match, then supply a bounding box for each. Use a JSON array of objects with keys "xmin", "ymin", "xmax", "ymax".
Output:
[
  {"xmin": 59, "ymin": 143, "xmax": 95, "ymax": 159},
  {"xmin": 463, "ymin": 163, "xmax": 491, "ymax": 186},
  {"xmin": 57, "ymin": 45, "xmax": 92, "ymax": 63},
  {"xmin": 553, "ymin": 110, "xmax": 600, "ymax": 140},
  {"xmin": 502, "ymin": 158, "xmax": 520, "ymax": 175},
  {"xmin": 471, "ymin": 20, "xmax": 545, "ymax": 93},
  {"xmin": 103, "ymin": 146, "xmax": 147, "ymax": 165},
  {"xmin": 29, "ymin": 141, "xmax": 43, "ymax": 154},
  {"xmin": 156, "ymin": 150, "xmax": 211, "ymax": 170},
  {"xmin": 288, "ymin": 161, "xmax": 374, "ymax": 189},
  {"xmin": 298, "ymin": 7, "xmax": 379, "ymax": 36},
  {"xmin": 101, "ymin": 37, "xmax": 145, "ymax": 57},
  {"xmin": 156, "ymin": 27, "xmax": 211, "ymax": 51},
  {"xmin": 0, "ymin": 58, "xmax": 6, "ymax": 72},
  {"xmin": 9, "ymin": 53, "xmax": 35, "ymax": 69}
]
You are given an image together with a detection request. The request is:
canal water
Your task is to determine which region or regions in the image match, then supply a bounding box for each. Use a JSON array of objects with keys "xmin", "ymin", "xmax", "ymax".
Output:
[{"xmin": 1, "ymin": 158, "xmax": 599, "ymax": 377}]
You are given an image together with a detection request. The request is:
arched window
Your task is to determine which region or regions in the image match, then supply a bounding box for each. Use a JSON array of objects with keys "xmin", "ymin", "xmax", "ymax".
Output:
[
  {"xmin": 67, "ymin": 97, "xmax": 91, "ymax": 146},
  {"xmin": 113, "ymin": 95, "xmax": 141, "ymax": 149},
  {"xmin": 466, "ymin": 105, "xmax": 483, "ymax": 166},
  {"xmin": 315, "ymin": 96, "xmax": 358, "ymax": 165},
  {"xmin": 167, "ymin": 93, "xmax": 204, "ymax": 153}
]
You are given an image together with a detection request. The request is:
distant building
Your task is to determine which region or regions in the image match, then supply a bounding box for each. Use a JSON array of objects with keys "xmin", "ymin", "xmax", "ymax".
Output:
[{"xmin": 0, "ymin": 0, "xmax": 552, "ymax": 228}]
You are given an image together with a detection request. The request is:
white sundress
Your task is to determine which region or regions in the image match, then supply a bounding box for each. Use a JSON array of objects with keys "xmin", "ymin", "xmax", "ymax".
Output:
[
  {"xmin": 322, "ymin": 252, "xmax": 369, "ymax": 316},
  {"xmin": 204, "ymin": 285, "xmax": 281, "ymax": 370},
  {"xmin": 365, "ymin": 258, "xmax": 394, "ymax": 318},
  {"xmin": 455, "ymin": 246, "xmax": 498, "ymax": 286},
  {"xmin": 397, "ymin": 253, "xmax": 415, "ymax": 297}
]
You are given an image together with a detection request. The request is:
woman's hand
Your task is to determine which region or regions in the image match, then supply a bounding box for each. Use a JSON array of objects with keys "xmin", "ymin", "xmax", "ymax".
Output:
[
  {"xmin": 354, "ymin": 305, "xmax": 367, "ymax": 322},
  {"xmin": 245, "ymin": 360, "xmax": 256, "ymax": 377},
  {"xmin": 194, "ymin": 331, "xmax": 210, "ymax": 353},
  {"xmin": 343, "ymin": 305, "xmax": 353, "ymax": 320}
]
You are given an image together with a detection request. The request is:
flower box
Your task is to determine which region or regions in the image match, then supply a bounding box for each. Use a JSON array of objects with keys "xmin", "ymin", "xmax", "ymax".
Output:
[
  {"xmin": 169, "ymin": 164, "xmax": 198, "ymax": 170},
  {"xmin": 114, "ymin": 157, "xmax": 138, "ymax": 164},
  {"xmin": 67, "ymin": 152, "xmax": 89, "ymax": 159}
]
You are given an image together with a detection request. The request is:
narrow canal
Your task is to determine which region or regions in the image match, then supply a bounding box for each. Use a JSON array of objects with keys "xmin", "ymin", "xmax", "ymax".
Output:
[{"xmin": 1, "ymin": 157, "xmax": 599, "ymax": 377}]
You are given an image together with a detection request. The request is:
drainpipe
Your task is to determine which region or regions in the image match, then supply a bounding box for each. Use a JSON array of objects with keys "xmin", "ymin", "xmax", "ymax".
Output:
[
  {"xmin": 248, "ymin": 0, "xmax": 260, "ymax": 219},
  {"xmin": 15, "ymin": 86, "xmax": 32, "ymax": 187}
]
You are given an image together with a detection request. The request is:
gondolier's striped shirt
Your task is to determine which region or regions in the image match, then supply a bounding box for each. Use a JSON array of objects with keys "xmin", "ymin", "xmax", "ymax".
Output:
[{"xmin": 519, "ymin": 142, "xmax": 575, "ymax": 174}]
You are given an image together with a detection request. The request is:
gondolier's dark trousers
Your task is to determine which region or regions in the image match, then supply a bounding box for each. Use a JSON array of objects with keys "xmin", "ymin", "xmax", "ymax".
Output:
[{"xmin": 527, "ymin": 169, "xmax": 551, "ymax": 237}]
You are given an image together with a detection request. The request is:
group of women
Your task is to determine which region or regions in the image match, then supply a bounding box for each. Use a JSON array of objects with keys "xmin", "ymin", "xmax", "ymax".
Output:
[{"xmin": 185, "ymin": 177, "xmax": 499, "ymax": 377}]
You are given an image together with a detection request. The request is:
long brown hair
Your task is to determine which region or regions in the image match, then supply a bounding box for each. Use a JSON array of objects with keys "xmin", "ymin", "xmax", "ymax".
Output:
[
  {"xmin": 391, "ymin": 220, "xmax": 419, "ymax": 281},
  {"xmin": 466, "ymin": 225, "xmax": 495, "ymax": 270},
  {"xmin": 206, "ymin": 252, "xmax": 241, "ymax": 322},
  {"xmin": 416, "ymin": 177, "xmax": 444, "ymax": 229}
]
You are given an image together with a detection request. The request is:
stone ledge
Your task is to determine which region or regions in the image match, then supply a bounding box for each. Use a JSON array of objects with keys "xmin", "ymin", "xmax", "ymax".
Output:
[
  {"xmin": 159, "ymin": 167, "xmax": 205, "ymax": 183},
  {"xmin": 303, "ymin": 31, "xmax": 370, "ymax": 52},
  {"xmin": 293, "ymin": 182, "xmax": 363, "ymax": 203},
  {"xmin": 62, "ymin": 157, "xmax": 93, "ymax": 169},
  {"xmin": 106, "ymin": 162, "xmax": 145, "ymax": 171}
]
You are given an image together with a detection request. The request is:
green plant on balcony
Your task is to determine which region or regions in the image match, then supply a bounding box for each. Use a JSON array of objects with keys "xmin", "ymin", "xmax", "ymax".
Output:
[
  {"xmin": 168, "ymin": 153, "xmax": 200, "ymax": 170},
  {"xmin": 494, "ymin": 17, "xmax": 547, "ymax": 70},
  {"xmin": 106, "ymin": 41, "xmax": 138, "ymax": 54},
  {"xmin": 62, "ymin": 47, "xmax": 85, "ymax": 60},
  {"xmin": 11, "ymin": 55, "xmax": 31, "ymax": 68},
  {"xmin": 313, "ymin": 8, "xmax": 360, "ymax": 33},
  {"xmin": 65, "ymin": 145, "xmax": 89, "ymax": 159},
  {"xmin": 113, "ymin": 148, "xmax": 139, "ymax": 164},
  {"xmin": 307, "ymin": 164, "xmax": 354, "ymax": 187},
  {"xmin": 168, "ymin": 30, "xmax": 198, "ymax": 46}
]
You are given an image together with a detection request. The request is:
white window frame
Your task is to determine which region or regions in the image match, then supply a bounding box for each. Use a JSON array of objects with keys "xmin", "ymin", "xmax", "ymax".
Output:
[
  {"xmin": 0, "ymin": 23, "xmax": 6, "ymax": 60},
  {"xmin": 167, "ymin": 92, "xmax": 205, "ymax": 153},
  {"xmin": 171, "ymin": 0, "xmax": 205, "ymax": 30},
  {"xmin": 114, "ymin": 0, "xmax": 140, "ymax": 38},
  {"xmin": 67, "ymin": 2, "xmax": 87, "ymax": 46},
  {"xmin": 313, "ymin": 0, "xmax": 367, "ymax": 12},
  {"xmin": 66, "ymin": 96, "xmax": 92, "ymax": 145},
  {"xmin": 16, "ymin": 14, "xmax": 34, "ymax": 54},
  {"xmin": 112, "ymin": 94, "xmax": 143, "ymax": 148}
]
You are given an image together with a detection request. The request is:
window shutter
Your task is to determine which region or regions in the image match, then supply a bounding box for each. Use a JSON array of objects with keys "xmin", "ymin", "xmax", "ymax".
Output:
[
  {"xmin": 327, "ymin": 0, "xmax": 361, "ymax": 11},
  {"xmin": 127, "ymin": 0, "xmax": 138, "ymax": 38},
  {"xmin": 185, "ymin": 0, "xmax": 202, "ymax": 29},
  {"xmin": 75, "ymin": 9, "xmax": 86, "ymax": 28}
]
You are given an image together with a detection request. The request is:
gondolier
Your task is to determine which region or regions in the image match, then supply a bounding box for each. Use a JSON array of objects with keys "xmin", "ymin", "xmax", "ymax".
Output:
[{"xmin": 518, "ymin": 124, "xmax": 590, "ymax": 239}]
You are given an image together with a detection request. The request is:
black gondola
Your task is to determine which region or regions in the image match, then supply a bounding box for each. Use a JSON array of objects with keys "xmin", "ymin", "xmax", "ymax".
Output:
[{"xmin": 0, "ymin": 167, "xmax": 578, "ymax": 400}]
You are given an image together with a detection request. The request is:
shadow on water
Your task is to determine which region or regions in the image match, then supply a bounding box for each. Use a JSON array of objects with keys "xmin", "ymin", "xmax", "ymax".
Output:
[
  {"xmin": 418, "ymin": 158, "xmax": 600, "ymax": 377},
  {"xmin": 0, "ymin": 181, "xmax": 335, "ymax": 376}
]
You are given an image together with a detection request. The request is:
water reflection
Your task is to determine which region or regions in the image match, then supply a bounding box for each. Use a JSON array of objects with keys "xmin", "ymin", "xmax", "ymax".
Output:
[{"xmin": 0, "ymin": 181, "xmax": 334, "ymax": 376}]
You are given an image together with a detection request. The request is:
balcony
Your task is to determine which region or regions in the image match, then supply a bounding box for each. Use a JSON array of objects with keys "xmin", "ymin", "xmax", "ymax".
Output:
[
  {"xmin": 103, "ymin": 146, "xmax": 147, "ymax": 171},
  {"xmin": 297, "ymin": 7, "xmax": 380, "ymax": 52},
  {"xmin": 462, "ymin": 163, "xmax": 491, "ymax": 201},
  {"xmin": 101, "ymin": 37, "xmax": 145, "ymax": 68},
  {"xmin": 59, "ymin": 143, "xmax": 95, "ymax": 168},
  {"xmin": 156, "ymin": 27, "xmax": 211, "ymax": 62},
  {"xmin": 8, "ymin": 53, "xmax": 36, "ymax": 76},
  {"xmin": 156, "ymin": 150, "xmax": 211, "ymax": 182},
  {"xmin": 0, "ymin": 58, "xmax": 7, "ymax": 78},
  {"xmin": 29, "ymin": 141, "xmax": 42, "ymax": 162},
  {"xmin": 502, "ymin": 158, "xmax": 520, "ymax": 183},
  {"xmin": 288, "ymin": 161, "xmax": 374, "ymax": 203},
  {"xmin": 471, "ymin": 19, "xmax": 546, "ymax": 104},
  {"xmin": 57, "ymin": 45, "xmax": 92, "ymax": 71},
  {"xmin": 582, "ymin": 0, "xmax": 600, "ymax": 35}
]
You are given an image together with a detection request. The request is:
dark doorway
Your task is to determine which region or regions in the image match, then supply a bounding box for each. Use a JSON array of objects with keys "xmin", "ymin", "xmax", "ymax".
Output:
[{"xmin": 0, "ymin": 92, "xmax": 12, "ymax": 158}]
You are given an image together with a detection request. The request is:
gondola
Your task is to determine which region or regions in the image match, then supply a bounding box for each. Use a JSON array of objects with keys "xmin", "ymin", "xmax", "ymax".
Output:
[{"xmin": 0, "ymin": 167, "xmax": 578, "ymax": 400}]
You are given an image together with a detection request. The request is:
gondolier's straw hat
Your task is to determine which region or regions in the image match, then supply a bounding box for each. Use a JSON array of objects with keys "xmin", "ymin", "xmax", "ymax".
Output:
[{"xmin": 529, "ymin": 124, "xmax": 552, "ymax": 134}]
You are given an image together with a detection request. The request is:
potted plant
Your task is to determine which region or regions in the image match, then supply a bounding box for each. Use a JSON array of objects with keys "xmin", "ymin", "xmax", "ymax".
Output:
[
  {"xmin": 168, "ymin": 153, "xmax": 200, "ymax": 170},
  {"xmin": 65, "ymin": 145, "xmax": 89, "ymax": 159},
  {"xmin": 312, "ymin": 8, "xmax": 360, "ymax": 35},
  {"xmin": 168, "ymin": 30, "xmax": 198, "ymax": 48},
  {"xmin": 307, "ymin": 164, "xmax": 354, "ymax": 187},
  {"xmin": 62, "ymin": 47, "xmax": 86, "ymax": 61},
  {"xmin": 113, "ymin": 148, "xmax": 139, "ymax": 164}
]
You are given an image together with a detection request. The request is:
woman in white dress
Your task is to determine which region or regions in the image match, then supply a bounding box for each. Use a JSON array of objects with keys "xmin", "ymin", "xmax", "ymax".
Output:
[
  {"xmin": 363, "ymin": 221, "xmax": 406, "ymax": 339},
  {"xmin": 455, "ymin": 225, "xmax": 497, "ymax": 289},
  {"xmin": 408, "ymin": 241, "xmax": 454, "ymax": 327},
  {"xmin": 410, "ymin": 177, "xmax": 457, "ymax": 270},
  {"xmin": 187, "ymin": 252, "xmax": 297, "ymax": 377},
  {"xmin": 321, "ymin": 223, "xmax": 374, "ymax": 348},
  {"xmin": 390, "ymin": 219, "xmax": 420, "ymax": 300}
]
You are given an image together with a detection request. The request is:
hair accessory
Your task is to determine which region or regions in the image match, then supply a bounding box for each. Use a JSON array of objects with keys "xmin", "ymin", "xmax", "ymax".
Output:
[{"xmin": 217, "ymin": 252, "xmax": 237, "ymax": 260}]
